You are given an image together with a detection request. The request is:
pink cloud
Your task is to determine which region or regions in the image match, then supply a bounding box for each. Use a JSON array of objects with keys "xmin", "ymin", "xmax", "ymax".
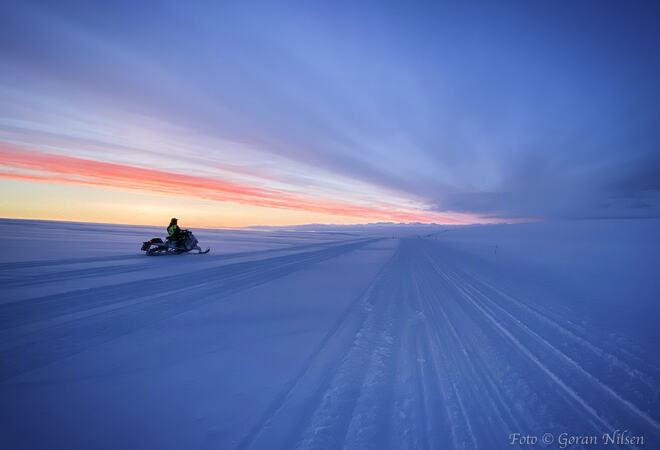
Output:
[{"xmin": 0, "ymin": 143, "xmax": 486, "ymax": 224}]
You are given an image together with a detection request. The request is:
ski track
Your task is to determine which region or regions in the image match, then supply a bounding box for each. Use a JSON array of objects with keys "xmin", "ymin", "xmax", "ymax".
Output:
[{"xmin": 2, "ymin": 235, "xmax": 658, "ymax": 449}]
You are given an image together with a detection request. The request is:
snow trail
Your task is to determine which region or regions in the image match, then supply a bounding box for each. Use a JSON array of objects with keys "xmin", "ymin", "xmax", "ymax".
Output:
[{"xmin": 1, "ymin": 221, "xmax": 658, "ymax": 450}]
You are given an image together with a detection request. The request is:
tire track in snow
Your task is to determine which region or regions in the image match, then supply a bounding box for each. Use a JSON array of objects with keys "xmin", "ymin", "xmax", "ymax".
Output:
[
  {"xmin": 341, "ymin": 270, "xmax": 405, "ymax": 450},
  {"xmin": 420, "ymin": 281, "xmax": 519, "ymax": 445},
  {"xmin": 424, "ymin": 239, "xmax": 660, "ymax": 441},
  {"xmin": 425, "ymin": 254, "xmax": 619, "ymax": 435},
  {"xmin": 292, "ymin": 237, "xmax": 658, "ymax": 448},
  {"xmin": 415, "ymin": 244, "xmax": 544, "ymax": 437},
  {"xmin": 0, "ymin": 238, "xmax": 376, "ymax": 330},
  {"xmin": 0, "ymin": 237, "xmax": 355, "ymax": 272},
  {"xmin": 465, "ymin": 271, "xmax": 660, "ymax": 396},
  {"xmin": 292, "ymin": 245, "xmax": 405, "ymax": 450},
  {"xmin": 7, "ymin": 233, "xmax": 654, "ymax": 448},
  {"xmin": 432, "ymin": 240, "xmax": 660, "ymax": 380},
  {"xmin": 235, "ymin": 242, "xmax": 398, "ymax": 450},
  {"xmin": 0, "ymin": 239, "xmax": 379, "ymax": 382},
  {"xmin": 0, "ymin": 239, "xmax": 361, "ymax": 288},
  {"xmin": 389, "ymin": 310, "xmax": 431, "ymax": 450},
  {"xmin": 410, "ymin": 251, "xmax": 483, "ymax": 449},
  {"xmin": 388, "ymin": 254, "xmax": 453, "ymax": 450},
  {"xmin": 442, "ymin": 266, "xmax": 660, "ymax": 435},
  {"xmin": 0, "ymin": 254, "xmax": 140, "ymax": 270},
  {"xmin": 413, "ymin": 239, "xmax": 574, "ymax": 439}
]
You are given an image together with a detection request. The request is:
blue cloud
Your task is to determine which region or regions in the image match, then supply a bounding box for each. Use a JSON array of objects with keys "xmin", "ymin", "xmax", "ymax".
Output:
[{"xmin": 1, "ymin": 0, "xmax": 659, "ymax": 220}]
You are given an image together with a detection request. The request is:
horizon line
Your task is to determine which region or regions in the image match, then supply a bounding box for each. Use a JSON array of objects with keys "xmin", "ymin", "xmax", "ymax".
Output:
[{"xmin": 0, "ymin": 215, "xmax": 532, "ymax": 231}]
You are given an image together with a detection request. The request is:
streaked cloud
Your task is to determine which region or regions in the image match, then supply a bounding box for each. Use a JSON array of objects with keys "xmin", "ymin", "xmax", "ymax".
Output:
[
  {"xmin": 0, "ymin": 143, "xmax": 489, "ymax": 224},
  {"xmin": 1, "ymin": 1, "xmax": 658, "ymax": 224}
]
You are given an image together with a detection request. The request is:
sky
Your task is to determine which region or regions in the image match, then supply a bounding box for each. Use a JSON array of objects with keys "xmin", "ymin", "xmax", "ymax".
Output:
[{"xmin": 1, "ymin": 1, "xmax": 659, "ymax": 227}]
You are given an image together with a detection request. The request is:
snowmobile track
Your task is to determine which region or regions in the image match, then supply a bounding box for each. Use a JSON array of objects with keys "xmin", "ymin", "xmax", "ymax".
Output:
[{"xmin": 2, "ymin": 230, "xmax": 658, "ymax": 450}]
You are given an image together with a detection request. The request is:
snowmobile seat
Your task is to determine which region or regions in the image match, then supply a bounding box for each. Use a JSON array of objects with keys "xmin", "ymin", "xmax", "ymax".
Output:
[{"xmin": 141, "ymin": 237, "xmax": 163, "ymax": 251}]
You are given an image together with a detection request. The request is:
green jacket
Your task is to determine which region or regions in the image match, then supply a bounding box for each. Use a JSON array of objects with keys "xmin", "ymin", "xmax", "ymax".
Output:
[{"xmin": 168, "ymin": 223, "xmax": 180, "ymax": 236}]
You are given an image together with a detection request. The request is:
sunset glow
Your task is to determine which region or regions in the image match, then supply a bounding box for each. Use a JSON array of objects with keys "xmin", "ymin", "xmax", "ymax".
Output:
[
  {"xmin": 2, "ymin": 1, "xmax": 657, "ymax": 226},
  {"xmin": 0, "ymin": 144, "xmax": 490, "ymax": 226}
]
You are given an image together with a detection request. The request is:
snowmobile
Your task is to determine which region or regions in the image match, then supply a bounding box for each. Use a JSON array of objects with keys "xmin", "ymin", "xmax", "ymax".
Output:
[{"xmin": 141, "ymin": 230, "xmax": 210, "ymax": 256}]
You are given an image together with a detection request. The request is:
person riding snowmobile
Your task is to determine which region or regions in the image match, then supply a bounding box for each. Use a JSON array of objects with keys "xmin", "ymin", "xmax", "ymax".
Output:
[
  {"xmin": 141, "ymin": 218, "xmax": 208, "ymax": 255},
  {"xmin": 167, "ymin": 218, "xmax": 185, "ymax": 244}
]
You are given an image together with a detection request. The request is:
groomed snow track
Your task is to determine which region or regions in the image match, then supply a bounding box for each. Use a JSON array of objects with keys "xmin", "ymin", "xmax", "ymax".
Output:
[{"xmin": 1, "ymin": 234, "xmax": 658, "ymax": 449}]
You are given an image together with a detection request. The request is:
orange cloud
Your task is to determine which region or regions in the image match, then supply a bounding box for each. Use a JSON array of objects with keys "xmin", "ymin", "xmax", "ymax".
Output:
[{"xmin": 0, "ymin": 143, "xmax": 481, "ymax": 224}]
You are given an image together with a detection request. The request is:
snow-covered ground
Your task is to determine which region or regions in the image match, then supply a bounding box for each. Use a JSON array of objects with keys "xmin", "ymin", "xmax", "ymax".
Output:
[{"xmin": 1, "ymin": 218, "xmax": 658, "ymax": 449}]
